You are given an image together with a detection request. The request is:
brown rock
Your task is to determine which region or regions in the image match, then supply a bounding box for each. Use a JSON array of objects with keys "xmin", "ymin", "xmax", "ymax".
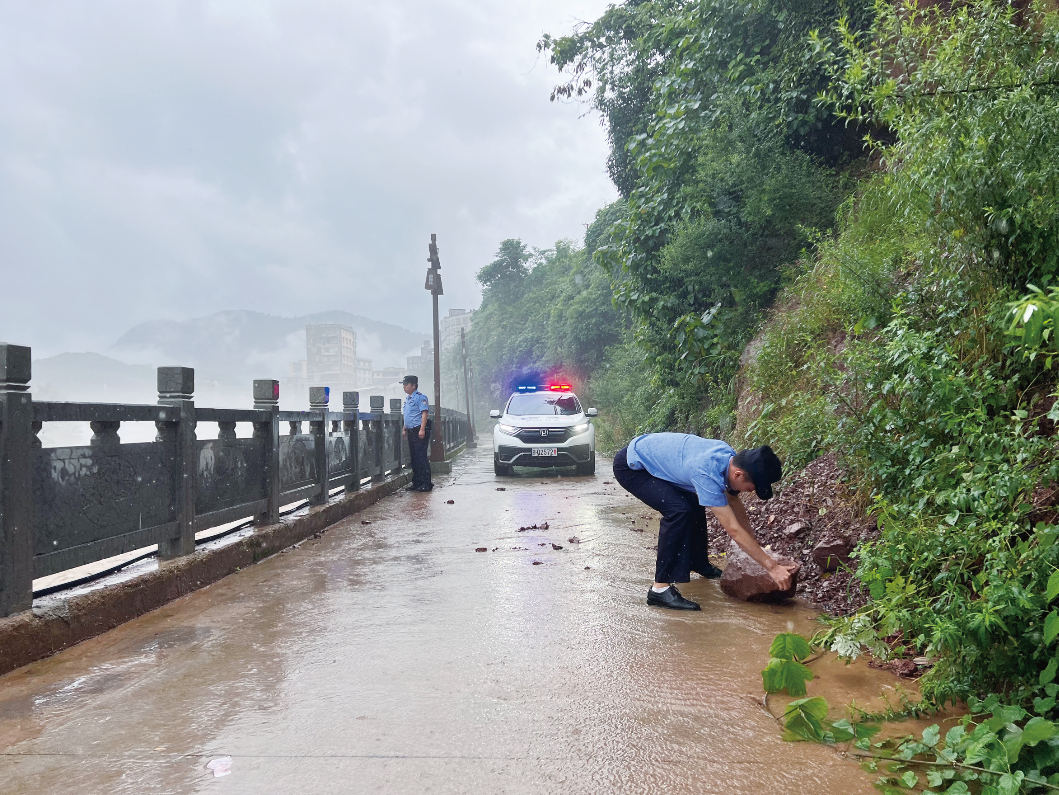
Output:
[
  {"xmin": 783, "ymin": 520, "xmax": 810, "ymax": 539},
  {"xmin": 719, "ymin": 547, "xmax": 800, "ymax": 603},
  {"xmin": 812, "ymin": 536, "xmax": 854, "ymax": 571},
  {"xmin": 891, "ymin": 659, "xmax": 917, "ymax": 677}
]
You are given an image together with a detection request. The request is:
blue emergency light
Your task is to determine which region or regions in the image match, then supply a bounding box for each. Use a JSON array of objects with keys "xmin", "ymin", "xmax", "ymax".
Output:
[{"xmin": 516, "ymin": 385, "xmax": 538, "ymax": 392}]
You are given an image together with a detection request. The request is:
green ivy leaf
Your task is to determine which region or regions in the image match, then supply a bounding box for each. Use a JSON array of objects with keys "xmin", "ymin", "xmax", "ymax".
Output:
[
  {"xmin": 1045, "ymin": 611, "xmax": 1059, "ymax": 644},
  {"xmin": 761, "ymin": 658, "xmax": 814, "ymax": 696},
  {"xmin": 1021, "ymin": 716, "xmax": 1057, "ymax": 746},
  {"xmin": 922, "ymin": 724, "xmax": 941, "ymax": 746},
  {"xmin": 1047, "ymin": 569, "xmax": 1059, "ymax": 602},
  {"xmin": 769, "ymin": 632, "xmax": 813, "ymax": 661},
  {"xmin": 1040, "ymin": 658, "xmax": 1058, "ymax": 687},
  {"xmin": 900, "ymin": 770, "xmax": 918, "ymax": 788},
  {"xmin": 782, "ymin": 696, "xmax": 829, "ymax": 742}
]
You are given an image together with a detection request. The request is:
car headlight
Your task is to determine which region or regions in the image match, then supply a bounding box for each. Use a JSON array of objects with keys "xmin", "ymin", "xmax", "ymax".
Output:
[
  {"xmin": 570, "ymin": 422, "xmax": 590, "ymax": 435},
  {"xmin": 498, "ymin": 424, "xmax": 520, "ymax": 436}
]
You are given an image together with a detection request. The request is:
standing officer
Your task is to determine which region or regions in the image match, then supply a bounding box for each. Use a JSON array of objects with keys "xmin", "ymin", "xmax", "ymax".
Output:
[
  {"xmin": 402, "ymin": 375, "xmax": 433, "ymax": 492},
  {"xmin": 613, "ymin": 433, "xmax": 794, "ymax": 610}
]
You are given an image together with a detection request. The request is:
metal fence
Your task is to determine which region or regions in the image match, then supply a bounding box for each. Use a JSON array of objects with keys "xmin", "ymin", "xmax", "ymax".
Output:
[{"xmin": 0, "ymin": 344, "xmax": 469, "ymax": 617}]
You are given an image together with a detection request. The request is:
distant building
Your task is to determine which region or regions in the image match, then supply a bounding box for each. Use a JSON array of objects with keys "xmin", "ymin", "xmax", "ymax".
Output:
[
  {"xmin": 439, "ymin": 309, "xmax": 473, "ymax": 351},
  {"xmin": 355, "ymin": 357, "xmax": 373, "ymax": 390},
  {"xmin": 306, "ymin": 324, "xmax": 357, "ymax": 392},
  {"xmin": 405, "ymin": 340, "xmax": 433, "ymax": 377},
  {"xmin": 284, "ymin": 324, "xmax": 361, "ymax": 405}
]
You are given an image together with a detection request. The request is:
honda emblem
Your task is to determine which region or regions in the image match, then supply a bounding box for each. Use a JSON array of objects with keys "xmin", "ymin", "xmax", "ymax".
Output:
[{"xmin": 540, "ymin": 429, "xmax": 548, "ymax": 437}]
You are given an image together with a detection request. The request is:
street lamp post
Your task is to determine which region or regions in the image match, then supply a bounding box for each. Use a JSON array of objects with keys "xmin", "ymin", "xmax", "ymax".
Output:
[{"xmin": 424, "ymin": 234, "xmax": 445, "ymax": 463}]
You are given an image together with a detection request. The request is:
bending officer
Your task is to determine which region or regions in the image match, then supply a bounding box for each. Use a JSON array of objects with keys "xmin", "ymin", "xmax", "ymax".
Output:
[{"xmin": 613, "ymin": 433, "xmax": 794, "ymax": 610}]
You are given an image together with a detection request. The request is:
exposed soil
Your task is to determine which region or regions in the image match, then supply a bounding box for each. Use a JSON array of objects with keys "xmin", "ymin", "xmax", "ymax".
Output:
[{"xmin": 705, "ymin": 451, "xmax": 879, "ymax": 616}]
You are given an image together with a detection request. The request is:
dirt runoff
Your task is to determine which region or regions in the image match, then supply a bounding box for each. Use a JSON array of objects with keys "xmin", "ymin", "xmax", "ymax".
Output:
[{"xmin": 706, "ymin": 451, "xmax": 878, "ymax": 616}]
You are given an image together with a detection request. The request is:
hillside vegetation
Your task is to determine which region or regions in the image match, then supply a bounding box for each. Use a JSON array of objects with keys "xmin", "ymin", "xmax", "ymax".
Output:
[{"xmin": 470, "ymin": 4, "xmax": 1059, "ymax": 783}]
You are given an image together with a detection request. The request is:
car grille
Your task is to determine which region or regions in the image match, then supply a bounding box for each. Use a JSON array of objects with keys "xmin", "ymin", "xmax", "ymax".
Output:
[
  {"xmin": 514, "ymin": 427, "xmax": 572, "ymax": 444},
  {"xmin": 498, "ymin": 444, "xmax": 592, "ymax": 465}
]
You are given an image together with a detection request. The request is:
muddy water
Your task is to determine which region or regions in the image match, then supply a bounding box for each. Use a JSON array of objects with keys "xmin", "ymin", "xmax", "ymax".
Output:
[{"xmin": 0, "ymin": 445, "xmax": 907, "ymax": 794}]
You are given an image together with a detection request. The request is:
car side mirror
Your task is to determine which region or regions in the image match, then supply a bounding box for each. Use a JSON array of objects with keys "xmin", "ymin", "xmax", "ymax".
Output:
[
  {"xmin": 489, "ymin": 409, "xmax": 500, "ymax": 419},
  {"xmin": 587, "ymin": 408, "xmax": 598, "ymax": 417}
]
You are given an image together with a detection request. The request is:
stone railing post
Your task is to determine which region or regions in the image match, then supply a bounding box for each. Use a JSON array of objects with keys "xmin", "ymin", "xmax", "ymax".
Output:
[
  {"xmin": 253, "ymin": 380, "xmax": 280, "ymax": 525},
  {"xmin": 157, "ymin": 367, "xmax": 196, "ymax": 559},
  {"xmin": 0, "ymin": 344, "xmax": 33, "ymax": 617},
  {"xmin": 370, "ymin": 395, "xmax": 385, "ymax": 482},
  {"xmin": 309, "ymin": 387, "xmax": 330, "ymax": 505},
  {"xmin": 389, "ymin": 398, "xmax": 402, "ymax": 471},
  {"xmin": 343, "ymin": 392, "xmax": 360, "ymax": 493}
]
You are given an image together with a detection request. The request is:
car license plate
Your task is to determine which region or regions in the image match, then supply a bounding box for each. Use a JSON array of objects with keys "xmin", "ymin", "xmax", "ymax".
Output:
[{"xmin": 532, "ymin": 447, "xmax": 558, "ymax": 457}]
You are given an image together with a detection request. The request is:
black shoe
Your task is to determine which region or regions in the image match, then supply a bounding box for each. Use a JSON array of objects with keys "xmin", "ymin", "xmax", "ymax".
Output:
[
  {"xmin": 647, "ymin": 585, "xmax": 701, "ymax": 611},
  {"xmin": 694, "ymin": 563, "xmax": 723, "ymax": 579}
]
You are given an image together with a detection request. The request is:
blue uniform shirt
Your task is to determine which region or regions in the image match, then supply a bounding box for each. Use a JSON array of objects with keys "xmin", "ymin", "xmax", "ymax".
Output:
[
  {"xmin": 626, "ymin": 433, "xmax": 734, "ymax": 507},
  {"xmin": 403, "ymin": 390, "xmax": 429, "ymax": 429}
]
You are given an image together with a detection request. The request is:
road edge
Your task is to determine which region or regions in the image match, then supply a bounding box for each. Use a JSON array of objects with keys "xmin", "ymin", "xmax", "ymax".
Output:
[{"xmin": 0, "ymin": 470, "xmax": 414, "ymax": 678}]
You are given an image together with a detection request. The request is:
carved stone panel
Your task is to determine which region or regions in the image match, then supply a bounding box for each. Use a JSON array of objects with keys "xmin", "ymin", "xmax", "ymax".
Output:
[
  {"xmin": 279, "ymin": 433, "xmax": 316, "ymax": 490},
  {"xmin": 328, "ymin": 432, "xmax": 352, "ymax": 477},
  {"xmin": 33, "ymin": 442, "xmax": 176, "ymax": 558},
  {"xmin": 194, "ymin": 437, "xmax": 267, "ymax": 516}
]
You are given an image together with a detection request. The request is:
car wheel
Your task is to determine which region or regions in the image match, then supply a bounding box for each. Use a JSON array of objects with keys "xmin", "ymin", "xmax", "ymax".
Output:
[
  {"xmin": 494, "ymin": 456, "xmax": 512, "ymax": 476},
  {"xmin": 576, "ymin": 454, "xmax": 596, "ymax": 476}
]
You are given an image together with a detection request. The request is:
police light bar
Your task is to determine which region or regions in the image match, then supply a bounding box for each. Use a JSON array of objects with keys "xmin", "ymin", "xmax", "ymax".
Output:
[{"xmin": 548, "ymin": 384, "xmax": 571, "ymax": 391}]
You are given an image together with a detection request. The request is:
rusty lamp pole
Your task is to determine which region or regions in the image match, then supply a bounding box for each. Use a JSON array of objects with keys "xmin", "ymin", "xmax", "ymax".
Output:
[
  {"xmin": 425, "ymin": 234, "xmax": 445, "ymax": 463},
  {"xmin": 461, "ymin": 327, "xmax": 476, "ymax": 448}
]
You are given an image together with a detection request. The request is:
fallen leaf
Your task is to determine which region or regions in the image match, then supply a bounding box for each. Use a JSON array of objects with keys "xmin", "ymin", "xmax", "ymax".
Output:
[
  {"xmin": 584, "ymin": 566, "xmax": 591, "ymax": 570},
  {"xmin": 568, "ymin": 536, "xmax": 580, "ymax": 544},
  {"xmin": 475, "ymin": 548, "xmax": 488, "ymax": 552},
  {"xmin": 496, "ymin": 487, "xmax": 506, "ymax": 491},
  {"xmin": 532, "ymin": 561, "xmax": 543, "ymax": 565},
  {"xmin": 540, "ymin": 522, "xmax": 549, "ymax": 530},
  {"xmin": 492, "ymin": 547, "xmax": 498, "ymax": 551},
  {"xmin": 551, "ymin": 543, "xmax": 563, "ymax": 550},
  {"xmin": 446, "ymin": 500, "xmax": 454, "ymax": 504},
  {"xmin": 361, "ymin": 520, "xmax": 372, "ymax": 525}
]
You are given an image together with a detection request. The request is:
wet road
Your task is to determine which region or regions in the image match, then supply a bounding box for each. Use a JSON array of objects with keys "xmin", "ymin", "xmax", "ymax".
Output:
[{"xmin": 0, "ymin": 444, "xmax": 879, "ymax": 794}]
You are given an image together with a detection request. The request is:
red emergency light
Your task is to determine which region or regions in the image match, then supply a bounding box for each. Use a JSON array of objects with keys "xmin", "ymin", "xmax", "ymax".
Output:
[{"xmin": 548, "ymin": 384, "xmax": 571, "ymax": 391}]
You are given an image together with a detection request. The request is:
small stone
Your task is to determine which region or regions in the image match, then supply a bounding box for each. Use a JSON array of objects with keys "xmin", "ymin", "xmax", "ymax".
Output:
[
  {"xmin": 812, "ymin": 535, "xmax": 854, "ymax": 571},
  {"xmin": 568, "ymin": 536, "xmax": 580, "ymax": 544},
  {"xmin": 446, "ymin": 500, "xmax": 454, "ymax": 504},
  {"xmin": 532, "ymin": 561, "xmax": 543, "ymax": 565},
  {"xmin": 540, "ymin": 522, "xmax": 549, "ymax": 530},
  {"xmin": 584, "ymin": 566, "xmax": 591, "ymax": 570},
  {"xmin": 496, "ymin": 487, "xmax": 506, "ymax": 491},
  {"xmin": 475, "ymin": 547, "xmax": 487, "ymax": 552},
  {"xmin": 551, "ymin": 543, "xmax": 563, "ymax": 550},
  {"xmin": 892, "ymin": 659, "xmax": 917, "ymax": 677}
]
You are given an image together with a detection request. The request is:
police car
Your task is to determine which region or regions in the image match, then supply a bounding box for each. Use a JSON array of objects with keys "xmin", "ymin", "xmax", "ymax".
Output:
[{"xmin": 489, "ymin": 385, "xmax": 597, "ymax": 476}]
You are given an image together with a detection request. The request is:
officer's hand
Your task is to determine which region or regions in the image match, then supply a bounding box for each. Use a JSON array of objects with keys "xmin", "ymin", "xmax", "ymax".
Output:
[
  {"xmin": 768, "ymin": 564, "xmax": 795, "ymax": 591},
  {"xmin": 402, "ymin": 427, "xmax": 406, "ymax": 437},
  {"xmin": 419, "ymin": 429, "xmax": 426, "ymax": 439}
]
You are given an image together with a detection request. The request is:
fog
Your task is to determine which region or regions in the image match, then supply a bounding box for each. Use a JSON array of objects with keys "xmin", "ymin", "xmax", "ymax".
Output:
[{"xmin": 0, "ymin": 0, "xmax": 616, "ymax": 359}]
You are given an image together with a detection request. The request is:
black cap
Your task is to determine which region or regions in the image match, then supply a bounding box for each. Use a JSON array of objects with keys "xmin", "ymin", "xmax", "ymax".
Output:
[
  {"xmin": 742, "ymin": 446, "xmax": 783, "ymax": 501},
  {"xmin": 402, "ymin": 375, "xmax": 418, "ymax": 386}
]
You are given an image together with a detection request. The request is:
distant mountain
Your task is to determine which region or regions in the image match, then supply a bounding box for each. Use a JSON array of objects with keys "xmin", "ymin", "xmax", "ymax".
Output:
[{"xmin": 111, "ymin": 310, "xmax": 432, "ymax": 385}]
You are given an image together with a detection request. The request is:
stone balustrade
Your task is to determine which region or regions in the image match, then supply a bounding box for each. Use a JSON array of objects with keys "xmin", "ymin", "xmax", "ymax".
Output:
[{"xmin": 0, "ymin": 344, "xmax": 470, "ymax": 617}]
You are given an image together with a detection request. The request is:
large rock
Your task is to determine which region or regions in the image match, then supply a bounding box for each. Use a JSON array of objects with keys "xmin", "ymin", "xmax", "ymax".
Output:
[
  {"xmin": 812, "ymin": 535, "xmax": 854, "ymax": 571},
  {"xmin": 783, "ymin": 520, "xmax": 810, "ymax": 539},
  {"xmin": 719, "ymin": 548, "xmax": 800, "ymax": 603}
]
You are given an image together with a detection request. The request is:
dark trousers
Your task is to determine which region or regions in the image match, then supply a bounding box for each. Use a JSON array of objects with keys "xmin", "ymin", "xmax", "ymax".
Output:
[
  {"xmin": 407, "ymin": 420, "xmax": 433, "ymax": 488},
  {"xmin": 612, "ymin": 447, "xmax": 710, "ymax": 583}
]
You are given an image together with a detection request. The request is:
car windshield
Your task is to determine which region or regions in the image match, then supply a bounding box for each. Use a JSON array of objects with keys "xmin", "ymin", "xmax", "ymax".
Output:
[{"xmin": 506, "ymin": 393, "xmax": 582, "ymax": 416}]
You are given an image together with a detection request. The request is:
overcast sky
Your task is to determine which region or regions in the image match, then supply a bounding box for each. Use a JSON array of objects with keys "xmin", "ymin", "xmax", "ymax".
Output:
[{"xmin": 0, "ymin": 0, "xmax": 617, "ymax": 358}]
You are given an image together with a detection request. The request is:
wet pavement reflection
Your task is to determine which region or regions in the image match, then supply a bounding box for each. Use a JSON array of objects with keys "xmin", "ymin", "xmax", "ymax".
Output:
[{"xmin": 0, "ymin": 444, "xmax": 892, "ymax": 794}]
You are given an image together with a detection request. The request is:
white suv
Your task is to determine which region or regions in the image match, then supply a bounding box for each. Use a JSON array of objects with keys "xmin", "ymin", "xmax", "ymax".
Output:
[{"xmin": 490, "ymin": 386, "xmax": 597, "ymax": 476}]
